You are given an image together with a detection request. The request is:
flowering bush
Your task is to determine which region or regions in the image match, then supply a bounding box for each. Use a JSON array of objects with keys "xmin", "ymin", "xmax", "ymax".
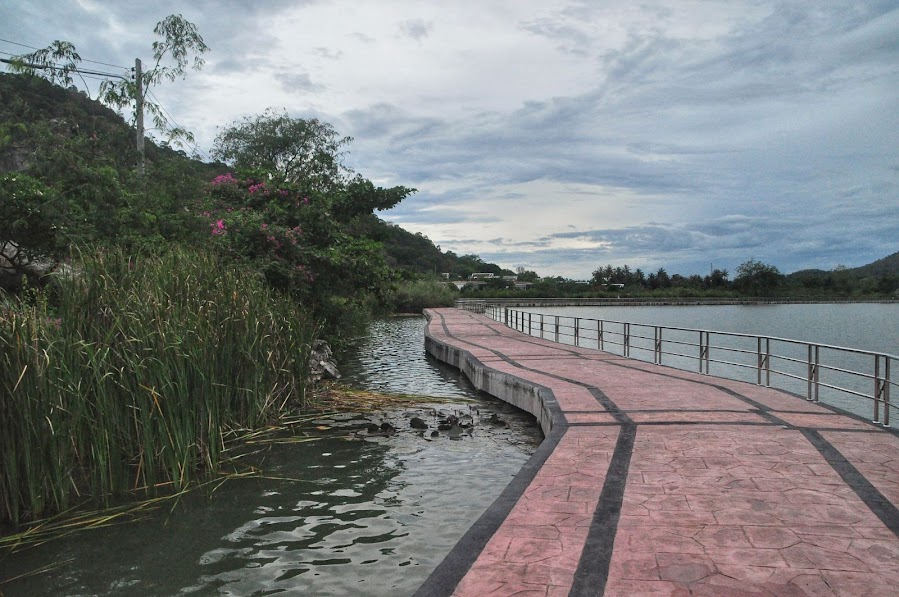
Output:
[
  {"xmin": 200, "ymin": 165, "xmax": 414, "ymax": 348},
  {"xmin": 202, "ymin": 173, "xmax": 326, "ymax": 295}
]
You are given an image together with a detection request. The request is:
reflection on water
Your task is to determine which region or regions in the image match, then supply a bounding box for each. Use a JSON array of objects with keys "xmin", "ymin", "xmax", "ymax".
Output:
[{"xmin": 1, "ymin": 316, "xmax": 541, "ymax": 596}]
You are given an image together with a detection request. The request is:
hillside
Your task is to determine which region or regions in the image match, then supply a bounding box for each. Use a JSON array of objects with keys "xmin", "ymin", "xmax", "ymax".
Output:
[
  {"xmin": 0, "ymin": 71, "xmax": 509, "ymax": 282},
  {"xmin": 849, "ymin": 251, "xmax": 899, "ymax": 277}
]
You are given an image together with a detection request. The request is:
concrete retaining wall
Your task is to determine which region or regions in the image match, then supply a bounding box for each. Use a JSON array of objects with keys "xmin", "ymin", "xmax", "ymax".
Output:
[{"xmin": 424, "ymin": 312, "xmax": 560, "ymax": 436}]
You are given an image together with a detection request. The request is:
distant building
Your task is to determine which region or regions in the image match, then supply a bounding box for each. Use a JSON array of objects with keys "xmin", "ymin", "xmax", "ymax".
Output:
[{"xmin": 469, "ymin": 272, "xmax": 496, "ymax": 280}]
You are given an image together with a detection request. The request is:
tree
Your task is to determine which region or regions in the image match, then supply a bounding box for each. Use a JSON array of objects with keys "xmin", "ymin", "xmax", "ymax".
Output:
[
  {"xmin": 7, "ymin": 41, "xmax": 84, "ymax": 88},
  {"xmin": 704, "ymin": 268, "xmax": 729, "ymax": 289},
  {"xmin": 12, "ymin": 15, "xmax": 209, "ymax": 148},
  {"xmin": 99, "ymin": 14, "xmax": 209, "ymax": 146},
  {"xmin": 212, "ymin": 109, "xmax": 352, "ymax": 191},
  {"xmin": 516, "ymin": 267, "xmax": 540, "ymax": 282},
  {"xmin": 734, "ymin": 259, "xmax": 784, "ymax": 295}
]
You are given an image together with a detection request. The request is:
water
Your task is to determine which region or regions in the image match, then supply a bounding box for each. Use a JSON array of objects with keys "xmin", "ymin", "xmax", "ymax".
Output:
[
  {"xmin": 512, "ymin": 303, "xmax": 898, "ymax": 419},
  {"xmin": 525, "ymin": 303, "xmax": 898, "ymax": 355},
  {"xmin": 0, "ymin": 316, "xmax": 541, "ymax": 596}
]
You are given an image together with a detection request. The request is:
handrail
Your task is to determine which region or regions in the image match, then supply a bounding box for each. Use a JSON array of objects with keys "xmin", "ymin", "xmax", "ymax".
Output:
[{"xmin": 482, "ymin": 305, "xmax": 896, "ymax": 427}]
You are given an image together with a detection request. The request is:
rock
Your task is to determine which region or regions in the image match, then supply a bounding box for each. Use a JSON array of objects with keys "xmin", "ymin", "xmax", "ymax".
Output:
[
  {"xmin": 0, "ymin": 240, "xmax": 71, "ymax": 291},
  {"xmin": 410, "ymin": 417, "xmax": 428, "ymax": 430},
  {"xmin": 430, "ymin": 430, "xmax": 439, "ymax": 437},
  {"xmin": 380, "ymin": 422, "xmax": 395, "ymax": 434},
  {"xmin": 366, "ymin": 423, "xmax": 380, "ymax": 434},
  {"xmin": 309, "ymin": 339, "xmax": 341, "ymax": 380}
]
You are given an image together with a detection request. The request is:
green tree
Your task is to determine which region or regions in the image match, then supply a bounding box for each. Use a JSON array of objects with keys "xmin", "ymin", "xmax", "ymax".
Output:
[
  {"xmin": 734, "ymin": 259, "xmax": 784, "ymax": 295},
  {"xmin": 205, "ymin": 113, "xmax": 415, "ymax": 347},
  {"xmin": 212, "ymin": 109, "xmax": 351, "ymax": 191},
  {"xmin": 7, "ymin": 40, "xmax": 84, "ymax": 88},
  {"xmin": 516, "ymin": 267, "xmax": 540, "ymax": 282},
  {"xmin": 99, "ymin": 14, "xmax": 209, "ymax": 146},
  {"xmin": 11, "ymin": 15, "xmax": 208, "ymax": 147}
]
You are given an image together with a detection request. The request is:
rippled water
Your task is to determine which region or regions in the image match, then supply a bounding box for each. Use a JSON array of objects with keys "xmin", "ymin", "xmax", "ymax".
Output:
[{"xmin": 0, "ymin": 316, "xmax": 541, "ymax": 596}]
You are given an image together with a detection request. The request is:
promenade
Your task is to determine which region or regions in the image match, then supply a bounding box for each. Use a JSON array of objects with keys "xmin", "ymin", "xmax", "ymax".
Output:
[{"xmin": 415, "ymin": 308, "xmax": 899, "ymax": 597}]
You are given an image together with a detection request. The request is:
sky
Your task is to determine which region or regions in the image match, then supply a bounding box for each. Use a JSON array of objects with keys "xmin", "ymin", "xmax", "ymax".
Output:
[{"xmin": 1, "ymin": 1, "xmax": 897, "ymax": 279}]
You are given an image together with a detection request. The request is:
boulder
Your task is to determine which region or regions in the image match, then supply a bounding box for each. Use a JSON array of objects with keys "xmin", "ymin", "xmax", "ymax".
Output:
[{"xmin": 309, "ymin": 339, "xmax": 341, "ymax": 380}]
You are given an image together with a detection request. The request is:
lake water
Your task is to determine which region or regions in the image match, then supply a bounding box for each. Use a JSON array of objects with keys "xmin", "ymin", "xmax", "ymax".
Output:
[
  {"xmin": 509, "ymin": 303, "xmax": 898, "ymax": 420},
  {"xmin": 0, "ymin": 316, "xmax": 542, "ymax": 596}
]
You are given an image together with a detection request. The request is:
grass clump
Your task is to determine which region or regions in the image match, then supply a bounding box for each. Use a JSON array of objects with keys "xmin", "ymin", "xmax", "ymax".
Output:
[{"xmin": 0, "ymin": 246, "xmax": 317, "ymax": 527}]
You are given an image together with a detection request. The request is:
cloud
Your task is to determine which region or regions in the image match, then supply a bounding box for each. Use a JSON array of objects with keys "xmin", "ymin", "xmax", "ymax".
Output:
[
  {"xmin": 274, "ymin": 72, "xmax": 324, "ymax": 93},
  {"xmin": 398, "ymin": 19, "xmax": 433, "ymax": 41},
  {"xmin": 2, "ymin": 0, "xmax": 896, "ymax": 279}
]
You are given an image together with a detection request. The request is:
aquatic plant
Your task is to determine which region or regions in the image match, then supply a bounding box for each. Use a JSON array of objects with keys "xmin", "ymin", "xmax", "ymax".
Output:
[{"xmin": 0, "ymin": 247, "xmax": 316, "ymax": 526}]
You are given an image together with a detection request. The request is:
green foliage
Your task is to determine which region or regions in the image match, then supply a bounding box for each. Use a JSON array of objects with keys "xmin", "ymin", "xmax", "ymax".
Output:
[
  {"xmin": 0, "ymin": 247, "xmax": 316, "ymax": 526},
  {"xmin": 212, "ymin": 109, "xmax": 352, "ymax": 190},
  {"xmin": 7, "ymin": 40, "xmax": 83, "ymax": 88},
  {"xmin": 734, "ymin": 259, "xmax": 785, "ymax": 295},
  {"xmin": 9, "ymin": 16, "xmax": 208, "ymax": 148},
  {"xmin": 386, "ymin": 279, "xmax": 458, "ymax": 313},
  {"xmin": 200, "ymin": 171, "xmax": 409, "ymax": 350},
  {"xmin": 98, "ymin": 14, "xmax": 209, "ymax": 146},
  {"xmin": 0, "ymin": 173, "xmax": 66, "ymax": 264}
]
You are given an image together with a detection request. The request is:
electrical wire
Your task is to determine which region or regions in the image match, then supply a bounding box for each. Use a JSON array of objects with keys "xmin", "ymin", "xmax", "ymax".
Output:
[
  {"xmin": 0, "ymin": 37, "xmax": 129, "ymax": 69},
  {"xmin": 146, "ymin": 89, "xmax": 212, "ymax": 160},
  {"xmin": 2, "ymin": 36, "xmax": 211, "ymax": 161}
]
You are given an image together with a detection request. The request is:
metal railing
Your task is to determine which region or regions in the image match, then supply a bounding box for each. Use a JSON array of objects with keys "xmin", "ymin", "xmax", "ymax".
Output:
[{"xmin": 484, "ymin": 306, "xmax": 896, "ymax": 426}]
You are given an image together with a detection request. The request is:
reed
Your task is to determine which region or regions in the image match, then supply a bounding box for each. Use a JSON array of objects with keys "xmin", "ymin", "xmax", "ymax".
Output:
[{"xmin": 0, "ymin": 247, "xmax": 317, "ymax": 527}]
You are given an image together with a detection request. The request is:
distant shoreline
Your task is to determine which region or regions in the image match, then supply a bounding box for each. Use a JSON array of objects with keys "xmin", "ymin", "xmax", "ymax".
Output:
[{"xmin": 455, "ymin": 297, "xmax": 898, "ymax": 308}]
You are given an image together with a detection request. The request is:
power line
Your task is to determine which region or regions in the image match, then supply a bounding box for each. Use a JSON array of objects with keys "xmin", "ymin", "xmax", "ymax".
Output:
[
  {"xmin": 0, "ymin": 36, "xmax": 129, "ymax": 69},
  {"xmin": 147, "ymin": 90, "xmax": 212, "ymax": 160}
]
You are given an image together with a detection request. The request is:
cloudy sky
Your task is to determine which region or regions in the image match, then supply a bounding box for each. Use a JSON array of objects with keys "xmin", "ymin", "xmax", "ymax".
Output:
[{"xmin": 2, "ymin": 1, "xmax": 897, "ymax": 278}]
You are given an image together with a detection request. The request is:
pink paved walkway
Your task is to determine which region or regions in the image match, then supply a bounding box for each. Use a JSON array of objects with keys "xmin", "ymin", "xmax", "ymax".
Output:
[{"xmin": 415, "ymin": 309, "xmax": 899, "ymax": 597}]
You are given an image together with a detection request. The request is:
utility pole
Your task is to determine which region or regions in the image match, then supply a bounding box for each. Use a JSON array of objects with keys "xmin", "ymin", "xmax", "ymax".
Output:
[
  {"xmin": 134, "ymin": 58, "xmax": 145, "ymax": 175},
  {"xmin": 4, "ymin": 55, "xmax": 147, "ymax": 173}
]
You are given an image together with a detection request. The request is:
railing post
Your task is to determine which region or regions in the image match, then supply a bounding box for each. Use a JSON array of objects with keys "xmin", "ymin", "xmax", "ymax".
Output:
[
  {"xmin": 807, "ymin": 344, "xmax": 820, "ymax": 402},
  {"xmin": 814, "ymin": 345, "xmax": 820, "ymax": 402},
  {"xmin": 540, "ymin": 313, "xmax": 544, "ymax": 339},
  {"xmin": 701, "ymin": 331, "xmax": 711, "ymax": 375},
  {"xmin": 654, "ymin": 326, "xmax": 662, "ymax": 365},
  {"xmin": 575, "ymin": 318, "xmax": 580, "ymax": 347},
  {"xmin": 885, "ymin": 357, "xmax": 891, "ymax": 428},
  {"xmin": 624, "ymin": 322, "xmax": 630, "ymax": 358},
  {"xmin": 874, "ymin": 354, "xmax": 882, "ymax": 424},
  {"xmin": 528, "ymin": 312, "xmax": 532, "ymax": 336},
  {"xmin": 504, "ymin": 308, "xmax": 509, "ymax": 327},
  {"xmin": 554, "ymin": 316, "xmax": 559, "ymax": 343},
  {"xmin": 757, "ymin": 337, "xmax": 771, "ymax": 386},
  {"xmin": 598, "ymin": 320, "xmax": 604, "ymax": 351}
]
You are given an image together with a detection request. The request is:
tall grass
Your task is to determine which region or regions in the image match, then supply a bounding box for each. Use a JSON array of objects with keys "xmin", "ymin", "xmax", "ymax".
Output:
[{"xmin": 0, "ymin": 247, "xmax": 316, "ymax": 526}]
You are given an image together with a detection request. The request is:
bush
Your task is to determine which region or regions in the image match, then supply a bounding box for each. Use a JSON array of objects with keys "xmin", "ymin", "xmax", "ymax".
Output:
[{"xmin": 386, "ymin": 279, "xmax": 458, "ymax": 313}]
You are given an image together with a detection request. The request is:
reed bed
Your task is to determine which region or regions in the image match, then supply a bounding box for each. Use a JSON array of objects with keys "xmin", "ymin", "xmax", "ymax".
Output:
[{"xmin": 0, "ymin": 247, "xmax": 317, "ymax": 527}]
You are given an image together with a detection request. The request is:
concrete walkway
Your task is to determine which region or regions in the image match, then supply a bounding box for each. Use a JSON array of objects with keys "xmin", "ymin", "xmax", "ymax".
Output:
[{"xmin": 415, "ymin": 309, "xmax": 899, "ymax": 597}]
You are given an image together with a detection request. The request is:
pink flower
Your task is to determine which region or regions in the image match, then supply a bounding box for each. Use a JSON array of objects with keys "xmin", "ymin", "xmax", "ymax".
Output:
[
  {"xmin": 211, "ymin": 219, "xmax": 227, "ymax": 235},
  {"xmin": 211, "ymin": 173, "xmax": 238, "ymax": 186}
]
